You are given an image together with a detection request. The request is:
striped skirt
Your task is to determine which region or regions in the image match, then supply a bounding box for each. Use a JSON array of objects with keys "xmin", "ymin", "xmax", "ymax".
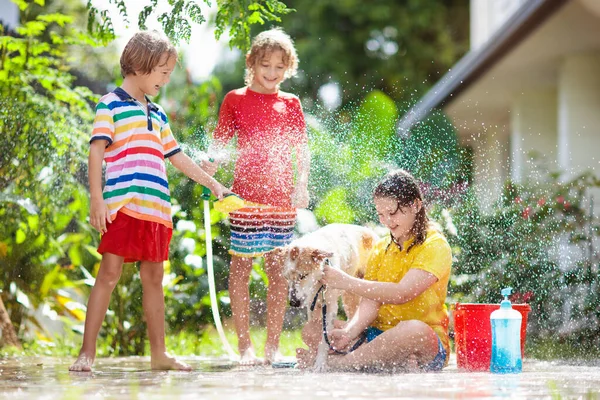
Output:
[{"xmin": 228, "ymin": 205, "xmax": 297, "ymax": 257}]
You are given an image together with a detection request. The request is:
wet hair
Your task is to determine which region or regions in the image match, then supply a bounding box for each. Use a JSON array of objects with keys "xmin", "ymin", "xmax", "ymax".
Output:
[
  {"xmin": 120, "ymin": 31, "xmax": 178, "ymax": 78},
  {"xmin": 244, "ymin": 27, "xmax": 299, "ymax": 86},
  {"xmin": 374, "ymin": 169, "xmax": 428, "ymax": 253}
]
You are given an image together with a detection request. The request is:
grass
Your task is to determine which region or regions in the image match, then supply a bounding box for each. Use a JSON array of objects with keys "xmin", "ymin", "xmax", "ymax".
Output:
[
  {"xmin": 0, "ymin": 327, "xmax": 305, "ymax": 359},
  {"xmin": 165, "ymin": 326, "xmax": 305, "ymax": 358},
  {"xmin": 527, "ymin": 337, "xmax": 600, "ymax": 362},
  {"xmin": 3, "ymin": 327, "xmax": 598, "ymax": 364}
]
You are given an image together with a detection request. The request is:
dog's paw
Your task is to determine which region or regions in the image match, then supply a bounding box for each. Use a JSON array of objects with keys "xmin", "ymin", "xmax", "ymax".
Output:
[{"xmin": 311, "ymin": 362, "xmax": 329, "ymax": 373}]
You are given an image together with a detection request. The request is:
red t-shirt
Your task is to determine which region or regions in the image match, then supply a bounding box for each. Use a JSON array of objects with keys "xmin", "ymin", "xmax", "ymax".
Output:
[{"xmin": 213, "ymin": 87, "xmax": 307, "ymax": 207}]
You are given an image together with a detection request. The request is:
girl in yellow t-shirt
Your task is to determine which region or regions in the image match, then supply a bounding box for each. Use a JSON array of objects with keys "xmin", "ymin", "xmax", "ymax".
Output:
[{"xmin": 297, "ymin": 169, "xmax": 452, "ymax": 372}]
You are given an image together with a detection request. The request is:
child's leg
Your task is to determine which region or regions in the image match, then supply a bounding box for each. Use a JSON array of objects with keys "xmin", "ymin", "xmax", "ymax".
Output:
[
  {"xmin": 299, "ymin": 320, "xmax": 440, "ymax": 372},
  {"xmin": 228, "ymin": 255, "xmax": 259, "ymax": 363},
  {"xmin": 139, "ymin": 261, "xmax": 191, "ymax": 371},
  {"xmin": 263, "ymin": 250, "xmax": 287, "ymax": 362},
  {"xmin": 69, "ymin": 253, "xmax": 124, "ymax": 371}
]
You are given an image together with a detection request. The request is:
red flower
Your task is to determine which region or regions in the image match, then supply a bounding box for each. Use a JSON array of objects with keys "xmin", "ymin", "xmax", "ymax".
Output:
[
  {"xmin": 521, "ymin": 206, "xmax": 532, "ymax": 219},
  {"xmin": 537, "ymin": 198, "xmax": 546, "ymax": 206},
  {"xmin": 510, "ymin": 291, "xmax": 534, "ymax": 303},
  {"xmin": 514, "ymin": 196, "xmax": 522, "ymax": 204},
  {"xmin": 556, "ymin": 195, "xmax": 565, "ymax": 204}
]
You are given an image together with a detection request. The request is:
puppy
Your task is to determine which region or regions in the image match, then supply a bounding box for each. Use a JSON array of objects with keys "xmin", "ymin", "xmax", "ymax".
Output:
[{"xmin": 273, "ymin": 223, "xmax": 378, "ymax": 371}]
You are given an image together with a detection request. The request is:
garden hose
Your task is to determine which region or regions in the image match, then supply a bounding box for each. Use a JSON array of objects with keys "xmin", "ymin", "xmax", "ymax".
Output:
[{"xmin": 201, "ymin": 166, "xmax": 237, "ymax": 359}]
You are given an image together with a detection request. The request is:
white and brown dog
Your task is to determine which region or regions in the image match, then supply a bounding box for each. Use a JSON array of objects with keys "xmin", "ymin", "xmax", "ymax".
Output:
[{"xmin": 273, "ymin": 223, "xmax": 378, "ymax": 370}]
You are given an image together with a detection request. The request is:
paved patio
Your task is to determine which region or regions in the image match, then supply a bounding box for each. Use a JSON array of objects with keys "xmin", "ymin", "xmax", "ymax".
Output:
[{"xmin": 1, "ymin": 355, "xmax": 599, "ymax": 399}]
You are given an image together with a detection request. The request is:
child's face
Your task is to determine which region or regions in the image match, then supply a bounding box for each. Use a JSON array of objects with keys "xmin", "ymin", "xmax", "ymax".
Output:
[
  {"xmin": 137, "ymin": 52, "xmax": 177, "ymax": 97},
  {"xmin": 374, "ymin": 196, "xmax": 420, "ymax": 243},
  {"xmin": 250, "ymin": 49, "xmax": 287, "ymax": 94}
]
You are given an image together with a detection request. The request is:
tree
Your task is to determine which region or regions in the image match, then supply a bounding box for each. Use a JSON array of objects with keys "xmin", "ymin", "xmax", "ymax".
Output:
[
  {"xmin": 277, "ymin": 0, "xmax": 469, "ymax": 108},
  {"xmin": 0, "ymin": 0, "xmax": 294, "ymax": 351},
  {"xmin": 0, "ymin": 297, "xmax": 21, "ymax": 348},
  {"xmin": 86, "ymin": 0, "xmax": 294, "ymax": 48},
  {"xmin": 0, "ymin": 0, "xmax": 97, "ymax": 348}
]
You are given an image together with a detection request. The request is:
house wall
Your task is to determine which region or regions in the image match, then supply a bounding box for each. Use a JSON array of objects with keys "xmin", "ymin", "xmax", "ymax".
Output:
[
  {"xmin": 557, "ymin": 53, "xmax": 600, "ymax": 178},
  {"xmin": 470, "ymin": 0, "xmax": 527, "ymax": 50},
  {"xmin": 558, "ymin": 52, "xmax": 600, "ymax": 205},
  {"xmin": 510, "ymin": 88, "xmax": 558, "ymax": 182},
  {"xmin": 471, "ymin": 125, "xmax": 510, "ymax": 212}
]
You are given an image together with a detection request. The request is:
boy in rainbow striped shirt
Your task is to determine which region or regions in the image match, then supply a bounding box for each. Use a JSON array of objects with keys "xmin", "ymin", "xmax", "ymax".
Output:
[{"xmin": 69, "ymin": 31, "xmax": 229, "ymax": 372}]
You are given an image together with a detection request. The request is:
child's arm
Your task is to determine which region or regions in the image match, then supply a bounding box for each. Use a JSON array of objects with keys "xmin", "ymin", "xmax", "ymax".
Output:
[
  {"xmin": 328, "ymin": 298, "xmax": 380, "ymax": 350},
  {"xmin": 198, "ymin": 157, "xmax": 218, "ymax": 177},
  {"xmin": 88, "ymin": 140, "xmax": 111, "ymax": 233},
  {"xmin": 323, "ymin": 265, "xmax": 438, "ymax": 305},
  {"xmin": 169, "ymin": 152, "xmax": 230, "ymax": 199}
]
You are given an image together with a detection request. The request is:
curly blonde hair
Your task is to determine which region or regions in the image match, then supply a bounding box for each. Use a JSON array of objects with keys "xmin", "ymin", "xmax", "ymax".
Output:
[
  {"xmin": 120, "ymin": 31, "xmax": 178, "ymax": 77},
  {"xmin": 244, "ymin": 27, "xmax": 299, "ymax": 86}
]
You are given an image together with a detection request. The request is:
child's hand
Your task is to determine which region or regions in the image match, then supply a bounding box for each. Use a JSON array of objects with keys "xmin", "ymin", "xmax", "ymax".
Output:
[
  {"xmin": 208, "ymin": 182, "xmax": 231, "ymax": 200},
  {"xmin": 90, "ymin": 196, "xmax": 111, "ymax": 234},
  {"xmin": 199, "ymin": 158, "xmax": 218, "ymax": 176},
  {"xmin": 320, "ymin": 262, "xmax": 350, "ymax": 290},
  {"xmin": 328, "ymin": 327, "xmax": 353, "ymax": 352},
  {"xmin": 291, "ymin": 186, "xmax": 309, "ymax": 208}
]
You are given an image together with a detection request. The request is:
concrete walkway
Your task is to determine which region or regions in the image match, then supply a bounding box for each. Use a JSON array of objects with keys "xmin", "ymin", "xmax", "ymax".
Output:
[{"xmin": 1, "ymin": 355, "xmax": 599, "ymax": 399}]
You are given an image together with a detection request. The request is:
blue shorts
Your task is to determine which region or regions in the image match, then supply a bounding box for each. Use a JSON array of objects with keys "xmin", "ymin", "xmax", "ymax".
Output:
[{"xmin": 365, "ymin": 326, "xmax": 447, "ymax": 371}]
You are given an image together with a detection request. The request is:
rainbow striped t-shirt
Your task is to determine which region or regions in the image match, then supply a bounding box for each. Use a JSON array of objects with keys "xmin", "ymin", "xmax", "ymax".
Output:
[{"xmin": 90, "ymin": 87, "xmax": 181, "ymax": 229}]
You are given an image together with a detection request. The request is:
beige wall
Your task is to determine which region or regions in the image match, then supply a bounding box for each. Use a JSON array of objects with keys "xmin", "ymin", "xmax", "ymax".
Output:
[
  {"xmin": 470, "ymin": 0, "xmax": 527, "ymax": 50},
  {"xmin": 557, "ymin": 53, "xmax": 600, "ymax": 178},
  {"xmin": 510, "ymin": 88, "xmax": 558, "ymax": 182},
  {"xmin": 471, "ymin": 125, "xmax": 510, "ymax": 212}
]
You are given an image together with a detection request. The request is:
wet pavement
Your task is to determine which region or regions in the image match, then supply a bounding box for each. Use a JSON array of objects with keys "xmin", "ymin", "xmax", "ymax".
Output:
[{"xmin": 0, "ymin": 355, "xmax": 599, "ymax": 399}]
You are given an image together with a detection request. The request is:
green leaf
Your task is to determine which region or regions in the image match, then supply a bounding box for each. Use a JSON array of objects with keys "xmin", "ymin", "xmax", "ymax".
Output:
[
  {"xmin": 314, "ymin": 188, "xmax": 355, "ymax": 224},
  {"xmin": 68, "ymin": 245, "xmax": 82, "ymax": 266},
  {"xmin": 247, "ymin": 11, "xmax": 264, "ymax": 25},
  {"xmin": 13, "ymin": 0, "xmax": 29, "ymax": 11},
  {"xmin": 15, "ymin": 229, "xmax": 26, "ymax": 244},
  {"xmin": 27, "ymin": 215, "xmax": 39, "ymax": 231},
  {"xmin": 40, "ymin": 265, "xmax": 61, "ymax": 298},
  {"xmin": 37, "ymin": 13, "xmax": 74, "ymax": 27},
  {"xmin": 16, "ymin": 21, "xmax": 48, "ymax": 37},
  {"xmin": 84, "ymin": 245, "xmax": 102, "ymax": 261}
]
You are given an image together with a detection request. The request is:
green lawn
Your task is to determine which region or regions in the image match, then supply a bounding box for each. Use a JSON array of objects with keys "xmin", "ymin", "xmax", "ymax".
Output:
[{"xmin": 0, "ymin": 327, "xmax": 305, "ymax": 359}]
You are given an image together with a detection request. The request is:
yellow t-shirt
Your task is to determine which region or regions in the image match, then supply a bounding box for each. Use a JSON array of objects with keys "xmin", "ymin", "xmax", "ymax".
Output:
[{"xmin": 365, "ymin": 229, "xmax": 452, "ymax": 355}]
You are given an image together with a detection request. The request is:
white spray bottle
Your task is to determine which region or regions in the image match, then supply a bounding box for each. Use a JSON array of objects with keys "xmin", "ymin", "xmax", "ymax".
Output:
[{"xmin": 490, "ymin": 287, "xmax": 522, "ymax": 373}]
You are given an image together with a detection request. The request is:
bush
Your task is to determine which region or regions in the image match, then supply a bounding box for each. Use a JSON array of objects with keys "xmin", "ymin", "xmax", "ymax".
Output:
[{"xmin": 435, "ymin": 166, "xmax": 600, "ymax": 350}]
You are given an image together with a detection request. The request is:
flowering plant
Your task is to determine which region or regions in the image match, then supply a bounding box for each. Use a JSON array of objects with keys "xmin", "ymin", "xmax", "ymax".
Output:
[{"xmin": 433, "ymin": 167, "xmax": 600, "ymax": 349}]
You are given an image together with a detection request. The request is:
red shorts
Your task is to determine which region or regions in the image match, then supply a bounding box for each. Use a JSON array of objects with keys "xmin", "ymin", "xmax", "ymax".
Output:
[{"xmin": 97, "ymin": 211, "xmax": 173, "ymax": 263}]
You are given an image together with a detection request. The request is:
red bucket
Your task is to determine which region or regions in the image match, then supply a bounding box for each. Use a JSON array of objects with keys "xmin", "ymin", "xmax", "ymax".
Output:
[{"xmin": 453, "ymin": 303, "xmax": 531, "ymax": 371}]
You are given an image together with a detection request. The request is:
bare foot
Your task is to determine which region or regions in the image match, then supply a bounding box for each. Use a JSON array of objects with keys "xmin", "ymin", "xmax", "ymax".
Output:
[
  {"xmin": 264, "ymin": 345, "xmax": 284, "ymax": 364},
  {"xmin": 150, "ymin": 353, "xmax": 192, "ymax": 371},
  {"xmin": 238, "ymin": 348, "xmax": 264, "ymax": 366},
  {"xmin": 295, "ymin": 347, "xmax": 316, "ymax": 369},
  {"xmin": 69, "ymin": 352, "xmax": 94, "ymax": 372},
  {"xmin": 405, "ymin": 354, "xmax": 419, "ymax": 372},
  {"xmin": 333, "ymin": 320, "xmax": 348, "ymax": 329}
]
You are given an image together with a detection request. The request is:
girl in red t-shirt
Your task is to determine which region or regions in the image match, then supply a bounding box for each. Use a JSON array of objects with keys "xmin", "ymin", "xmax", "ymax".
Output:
[{"xmin": 212, "ymin": 27, "xmax": 310, "ymax": 365}]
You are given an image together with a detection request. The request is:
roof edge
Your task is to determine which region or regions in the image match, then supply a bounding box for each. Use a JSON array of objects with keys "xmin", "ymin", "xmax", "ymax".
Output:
[{"xmin": 396, "ymin": 0, "xmax": 568, "ymax": 135}]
